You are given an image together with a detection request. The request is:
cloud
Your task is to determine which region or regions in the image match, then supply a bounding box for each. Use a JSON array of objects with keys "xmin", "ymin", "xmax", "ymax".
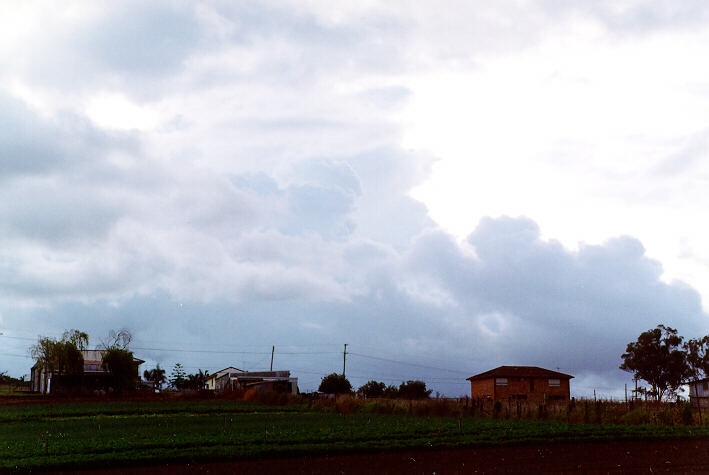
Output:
[
  {"xmin": 7, "ymin": 214, "xmax": 705, "ymax": 396},
  {"xmin": 3, "ymin": 1, "xmax": 709, "ymax": 400},
  {"xmin": 401, "ymin": 217, "xmax": 706, "ymax": 380}
]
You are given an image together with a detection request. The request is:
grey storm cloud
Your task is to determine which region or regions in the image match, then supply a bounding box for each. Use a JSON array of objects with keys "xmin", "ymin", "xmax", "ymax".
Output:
[
  {"xmin": 400, "ymin": 217, "xmax": 707, "ymax": 384},
  {"xmin": 6, "ymin": 210, "xmax": 707, "ymax": 395}
]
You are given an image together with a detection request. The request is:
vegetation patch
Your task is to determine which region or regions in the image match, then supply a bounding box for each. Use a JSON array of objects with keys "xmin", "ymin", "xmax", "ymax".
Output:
[{"xmin": 3, "ymin": 399, "xmax": 709, "ymax": 471}]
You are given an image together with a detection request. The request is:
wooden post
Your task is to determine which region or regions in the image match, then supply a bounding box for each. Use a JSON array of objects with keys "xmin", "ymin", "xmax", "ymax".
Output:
[
  {"xmin": 635, "ymin": 378, "xmax": 638, "ymax": 401},
  {"xmin": 270, "ymin": 346, "xmax": 274, "ymax": 371},
  {"xmin": 695, "ymin": 383, "xmax": 703, "ymax": 425},
  {"xmin": 343, "ymin": 344, "xmax": 348, "ymax": 377}
]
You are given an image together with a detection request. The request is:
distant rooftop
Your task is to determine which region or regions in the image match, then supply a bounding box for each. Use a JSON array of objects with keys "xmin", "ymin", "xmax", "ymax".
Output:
[{"xmin": 467, "ymin": 366, "xmax": 573, "ymax": 381}]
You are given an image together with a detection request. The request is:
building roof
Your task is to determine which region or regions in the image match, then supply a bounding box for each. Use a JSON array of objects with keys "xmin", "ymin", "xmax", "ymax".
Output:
[
  {"xmin": 32, "ymin": 349, "xmax": 144, "ymax": 369},
  {"xmin": 467, "ymin": 366, "xmax": 573, "ymax": 381},
  {"xmin": 81, "ymin": 349, "xmax": 144, "ymax": 365},
  {"xmin": 205, "ymin": 366, "xmax": 244, "ymax": 381}
]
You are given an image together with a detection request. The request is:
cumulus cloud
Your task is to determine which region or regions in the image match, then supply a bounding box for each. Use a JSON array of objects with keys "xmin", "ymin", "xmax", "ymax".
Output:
[{"xmin": 3, "ymin": 1, "xmax": 709, "ymax": 399}]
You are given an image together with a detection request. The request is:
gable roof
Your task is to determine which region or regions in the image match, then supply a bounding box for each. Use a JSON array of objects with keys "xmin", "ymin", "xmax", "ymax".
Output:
[
  {"xmin": 205, "ymin": 366, "xmax": 244, "ymax": 381},
  {"xmin": 467, "ymin": 366, "xmax": 573, "ymax": 381}
]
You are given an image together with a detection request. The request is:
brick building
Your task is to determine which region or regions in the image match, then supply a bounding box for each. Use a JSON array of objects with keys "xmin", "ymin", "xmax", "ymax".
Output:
[{"xmin": 467, "ymin": 366, "xmax": 573, "ymax": 402}]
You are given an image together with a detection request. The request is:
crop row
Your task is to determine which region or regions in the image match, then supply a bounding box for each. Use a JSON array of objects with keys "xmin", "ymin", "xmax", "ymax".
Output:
[
  {"xmin": 0, "ymin": 400, "xmax": 303, "ymax": 422},
  {"xmin": 4, "ymin": 407, "xmax": 709, "ymax": 471}
]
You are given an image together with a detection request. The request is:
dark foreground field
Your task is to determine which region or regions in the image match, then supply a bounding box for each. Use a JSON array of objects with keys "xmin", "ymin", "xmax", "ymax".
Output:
[
  {"xmin": 3, "ymin": 398, "xmax": 709, "ymax": 473},
  {"xmin": 71, "ymin": 439, "xmax": 709, "ymax": 474}
]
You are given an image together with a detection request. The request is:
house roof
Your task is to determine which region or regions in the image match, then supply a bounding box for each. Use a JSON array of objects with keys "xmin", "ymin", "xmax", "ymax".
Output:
[
  {"xmin": 467, "ymin": 366, "xmax": 574, "ymax": 381},
  {"xmin": 205, "ymin": 366, "xmax": 244, "ymax": 381},
  {"xmin": 81, "ymin": 349, "xmax": 144, "ymax": 365},
  {"xmin": 32, "ymin": 349, "xmax": 144, "ymax": 369}
]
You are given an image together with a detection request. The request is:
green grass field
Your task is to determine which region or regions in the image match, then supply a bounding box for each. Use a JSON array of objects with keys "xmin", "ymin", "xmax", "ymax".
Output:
[{"xmin": 3, "ymin": 399, "xmax": 709, "ymax": 471}]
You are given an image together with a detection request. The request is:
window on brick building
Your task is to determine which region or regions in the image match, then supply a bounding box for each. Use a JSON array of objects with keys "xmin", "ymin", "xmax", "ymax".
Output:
[
  {"xmin": 495, "ymin": 377, "xmax": 508, "ymax": 386},
  {"xmin": 548, "ymin": 379, "xmax": 560, "ymax": 387}
]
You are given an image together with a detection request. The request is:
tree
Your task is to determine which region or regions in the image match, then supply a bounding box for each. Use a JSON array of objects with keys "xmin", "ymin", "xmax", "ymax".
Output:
[
  {"xmin": 620, "ymin": 325, "xmax": 690, "ymax": 400},
  {"xmin": 102, "ymin": 348, "xmax": 138, "ymax": 394},
  {"xmin": 54, "ymin": 342, "xmax": 85, "ymax": 375},
  {"xmin": 102, "ymin": 329, "xmax": 132, "ymax": 350},
  {"xmin": 170, "ymin": 363, "xmax": 187, "ymax": 390},
  {"xmin": 98, "ymin": 329, "xmax": 137, "ymax": 394},
  {"xmin": 62, "ymin": 329, "xmax": 89, "ymax": 351},
  {"xmin": 685, "ymin": 336, "xmax": 709, "ymax": 381},
  {"xmin": 685, "ymin": 336, "xmax": 709, "ymax": 422},
  {"xmin": 185, "ymin": 369, "xmax": 209, "ymax": 390},
  {"xmin": 358, "ymin": 380, "xmax": 386, "ymax": 398},
  {"xmin": 0, "ymin": 371, "xmax": 23, "ymax": 385},
  {"xmin": 143, "ymin": 364, "xmax": 167, "ymax": 390},
  {"xmin": 383, "ymin": 384, "xmax": 399, "ymax": 398},
  {"xmin": 318, "ymin": 373, "xmax": 352, "ymax": 394},
  {"xmin": 397, "ymin": 380, "xmax": 432, "ymax": 399},
  {"xmin": 30, "ymin": 332, "xmax": 85, "ymax": 382}
]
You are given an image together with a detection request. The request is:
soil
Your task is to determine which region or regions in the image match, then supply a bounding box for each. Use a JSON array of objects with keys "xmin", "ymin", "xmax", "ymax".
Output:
[{"xmin": 61, "ymin": 439, "xmax": 709, "ymax": 474}]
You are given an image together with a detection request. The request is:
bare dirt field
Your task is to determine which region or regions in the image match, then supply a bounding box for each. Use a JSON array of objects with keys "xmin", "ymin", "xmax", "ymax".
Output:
[{"xmin": 63, "ymin": 439, "xmax": 709, "ymax": 474}]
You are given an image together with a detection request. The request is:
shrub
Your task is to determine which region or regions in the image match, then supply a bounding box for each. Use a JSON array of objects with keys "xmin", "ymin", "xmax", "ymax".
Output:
[
  {"xmin": 358, "ymin": 380, "xmax": 385, "ymax": 398},
  {"xmin": 619, "ymin": 408, "xmax": 652, "ymax": 425},
  {"xmin": 318, "ymin": 373, "xmax": 352, "ymax": 394},
  {"xmin": 398, "ymin": 380, "xmax": 432, "ymax": 399}
]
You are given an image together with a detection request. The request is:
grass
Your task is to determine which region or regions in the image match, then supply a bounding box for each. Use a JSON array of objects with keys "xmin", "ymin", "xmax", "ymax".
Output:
[{"xmin": 2, "ymin": 399, "xmax": 709, "ymax": 471}]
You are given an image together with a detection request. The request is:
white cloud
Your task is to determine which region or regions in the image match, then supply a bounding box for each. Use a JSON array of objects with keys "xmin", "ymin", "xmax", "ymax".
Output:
[{"xmin": 3, "ymin": 1, "xmax": 709, "ymax": 397}]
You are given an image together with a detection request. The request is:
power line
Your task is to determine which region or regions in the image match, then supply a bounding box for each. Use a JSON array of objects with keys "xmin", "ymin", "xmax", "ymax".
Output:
[
  {"xmin": 0, "ymin": 353, "xmax": 31, "ymax": 358},
  {"xmin": 132, "ymin": 346, "xmax": 337, "ymax": 355},
  {"xmin": 348, "ymin": 352, "xmax": 470, "ymax": 374},
  {"xmin": 2, "ymin": 335, "xmax": 471, "ymax": 385},
  {"xmin": 0, "ymin": 335, "xmax": 35, "ymax": 341}
]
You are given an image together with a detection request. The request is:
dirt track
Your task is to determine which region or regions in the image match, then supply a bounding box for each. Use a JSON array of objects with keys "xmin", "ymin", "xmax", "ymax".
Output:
[{"xmin": 63, "ymin": 439, "xmax": 709, "ymax": 474}]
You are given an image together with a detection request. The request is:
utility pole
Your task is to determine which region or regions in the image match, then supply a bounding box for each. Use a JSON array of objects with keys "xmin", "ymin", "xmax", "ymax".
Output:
[
  {"xmin": 270, "ymin": 346, "xmax": 275, "ymax": 372},
  {"xmin": 343, "ymin": 344, "xmax": 348, "ymax": 377}
]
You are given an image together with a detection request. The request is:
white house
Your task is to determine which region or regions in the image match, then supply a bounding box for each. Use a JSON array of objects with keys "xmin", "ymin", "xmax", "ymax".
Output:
[
  {"xmin": 205, "ymin": 367, "xmax": 245, "ymax": 391},
  {"xmin": 689, "ymin": 378, "xmax": 709, "ymax": 408}
]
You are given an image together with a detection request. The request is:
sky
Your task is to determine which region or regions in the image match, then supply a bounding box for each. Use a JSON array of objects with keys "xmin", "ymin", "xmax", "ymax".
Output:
[{"xmin": 1, "ymin": 1, "xmax": 709, "ymax": 397}]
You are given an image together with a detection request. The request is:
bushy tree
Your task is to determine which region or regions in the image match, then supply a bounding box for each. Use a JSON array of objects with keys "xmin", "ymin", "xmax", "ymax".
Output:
[
  {"xmin": 398, "ymin": 380, "xmax": 432, "ymax": 399},
  {"xmin": 358, "ymin": 380, "xmax": 386, "ymax": 398},
  {"xmin": 62, "ymin": 329, "xmax": 89, "ymax": 351},
  {"xmin": 98, "ymin": 329, "xmax": 137, "ymax": 394},
  {"xmin": 143, "ymin": 364, "xmax": 167, "ymax": 390},
  {"xmin": 185, "ymin": 369, "xmax": 209, "ymax": 390},
  {"xmin": 170, "ymin": 363, "xmax": 187, "ymax": 390},
  {"xmin": 30, "ymin": 331, "xmax": 86, "ymax": 383},
  {"xmin": 0, "ymin": 371, "xmax": 23, "ymax": 385},
  {"xmin": 383, "ymin": 384, "xmax": 399, "ymax": 398},
  {"xmin": 318, "ymin": 373, "xmax": 352, "ymax": 394},
  {"xmin": 685, "ymin": 336, "xmax": 709, "ymax": 381},
  {"xmin": 620, "ymin": 325, "xmax": 690, "ymax": 400},
  {"xmin": 102, "ymin": 348, "xmax": 138, "ymax": 394}
]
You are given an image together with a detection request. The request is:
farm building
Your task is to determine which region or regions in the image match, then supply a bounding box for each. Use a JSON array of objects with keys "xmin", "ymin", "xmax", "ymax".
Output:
[
  {"xmin": 467, "ymin": 366, "xmax": 573, "ymax": 402},
  {"xmin": 689, "ymin": 378, "xmax": 709, "ymax": 408},
  {"xmin": 206, "ymin": 368, "xmax": 298, "ymax": 394},
  {"xmin": 31, "ymin": 349, "xmax": 144, "ymax": 394}
]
